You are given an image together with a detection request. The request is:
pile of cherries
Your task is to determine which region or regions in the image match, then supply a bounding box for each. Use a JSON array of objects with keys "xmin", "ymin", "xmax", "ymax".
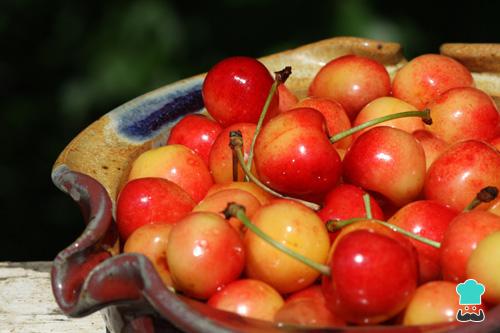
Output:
[{"xmin": 115, "ymin": 51, "xmax": 500, "ymax": 327}]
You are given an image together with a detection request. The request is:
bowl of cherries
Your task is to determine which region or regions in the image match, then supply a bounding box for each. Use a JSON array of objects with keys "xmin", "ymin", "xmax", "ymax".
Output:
[{"xmin": 51, "ymin": 37, "xmax": 500, "ymax": 333}]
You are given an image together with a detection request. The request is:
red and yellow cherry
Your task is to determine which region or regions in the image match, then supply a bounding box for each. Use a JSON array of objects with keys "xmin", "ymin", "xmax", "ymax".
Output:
[
  {"xmin": 309, "ymin": 54, "xmax": 391, "ymax": 120},
  {"xmin": 467, "ymin": 231, "xmax": 500, "ymax": 304},
  {"xmin": 285, "ymin": 285, "xmax": 325, "ymax": 304},
  {"xmin": 205, "ymin": 181, "xmax": 273, "ymax": 205},
  {"xmin": 116, "ymin": 177, "xmax": 195, "ymax": 240},
  {"xmin": 202, "ymin": 56, "xmax": 278, "ymax": 127},
  {"xmin": 352, "ymin": 97, "xmax": 424, "ymax": 140},
  {"xmin": 392, "ymin": 54, "xmax": 473, "ymax": 109},
  {"xmin": 166, "ymin": 212, "xmax": 245, "ymax": 300},
  {"xmin": 274, "ymin": 297, "xmax": 346, "ymax": 327},
  {"xmin": 244, "ymin": 199, "xmax": 330, "ymax": 294},
  {"xmin": 277, "ymin": 83, "xmax": 298, "ymax": 112},
  {"xmin": 193, "ymin": 189, "xmax": 261, "ymax": 232},
  {"xmin": 426, "ymin": 87, "xmax": 499, "ymax": 143},
  {"xmin": 322, "ymin": 229, "xmax": 418, "ymax": 324},
  {"xmin": 402, "ymin": 281, "xmax": 460, "ymax": 325},
  {"xmin": 207, "ymin": 279, "xmax": 284, "ymax": 322},
  {"xmin": 128, "ymin": 144, "xmax": 213, "ymax": 203},
  {"xmin": 209, "ymin": 122, "xmax": 256, "ymax": 184},
  {"xmin": 167, "ymin": 114, "xmax": 222, "ymax": 165},
  {"xmin": 292, "ymin": 97, "xmax": 352, "ymax": 150},
  {"xmin": 424, "ymin": 140, "xmax": 500, "ymax": 211},
  {"xmin": 318, "ymin": 184, "xmax": 384, "ymax": 243},
  {"xmin": 388, "ymin": 200, "xmax": 458, "ymax": 283},
  {"xmin": 412, "ymin": 129, "xmax": 449, "ymax": 170},
  {"xmin": 254, "ymin": 108, "xmax": 341, "ymax": 198},
  {"xmin": 123, "ymin": 223, "xmax": 174, "ymax": 287},
  {"xmin": 343, "ymin": 126, "xmax": 426, "ymax": 207},
  {"xmin": 440, "ymin": 210, "xmax": 500, "ymax": 283}
]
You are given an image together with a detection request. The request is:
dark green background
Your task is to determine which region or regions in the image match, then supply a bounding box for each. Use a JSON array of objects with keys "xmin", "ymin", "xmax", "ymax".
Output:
[{"xmin": 1, "ymin": 0, "xmax": 498, "ymax": 261}]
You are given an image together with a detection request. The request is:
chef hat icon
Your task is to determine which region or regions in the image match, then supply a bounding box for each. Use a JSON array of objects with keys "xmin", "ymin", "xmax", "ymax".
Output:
[{"xmin": 456, "ymin": 279, "xmax": 485, "ymax": 305}]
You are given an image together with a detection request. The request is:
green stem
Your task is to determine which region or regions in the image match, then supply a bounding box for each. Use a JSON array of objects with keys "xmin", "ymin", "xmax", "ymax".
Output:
[
  {"xmin": 329, "ymin": 109, "xmax": 432, "ymax": 144},
  {"xmin": 224, "ymin": 203, "xmax": 331, "ymax": 276},
  {"xmin": 246, "ymin": 67, "xmax": 292, "ymax": 174},
  {"xmin": 326, "ymin": 217, "xmax": 441, "ymax": 249},
  {"xmin": 362, "ymin": 193, "xmax": 372, "ymax": 219},
  {"xmin": 463, "ymin": 186, "xmax": 498, "ymax": 212}
]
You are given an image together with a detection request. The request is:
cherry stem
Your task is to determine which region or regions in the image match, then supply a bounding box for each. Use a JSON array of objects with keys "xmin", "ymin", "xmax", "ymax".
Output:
[
  {"xmin": 246, "ymin": 66, "xmax": 292, "ymax": 173},
  {"xmin": 326, "ymin": 217, "xmax": 441, "ymax": 248},
  {"xmin": 463, "ymin": 186, "xmax": 498, "ymax": 212},
  {"xmin": 223, "ymin": 202, "xmax": 331, "ymax": 276},
  {"xmin": 329, "ymin": 109, "xmax": 432, "ymax": 144},
  {"xmin": 229, "ymin": 131, "xmax": 320, "ymax": 211},
  {"xmin": 362, "ymin": 193, "xmax": 373, "ymax": 219}
]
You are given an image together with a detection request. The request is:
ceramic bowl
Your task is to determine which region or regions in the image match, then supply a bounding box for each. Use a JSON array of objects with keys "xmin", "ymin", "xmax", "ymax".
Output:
[{"xmin": 51, "ymin": 37, "xmax": 500, "ymax": 333}]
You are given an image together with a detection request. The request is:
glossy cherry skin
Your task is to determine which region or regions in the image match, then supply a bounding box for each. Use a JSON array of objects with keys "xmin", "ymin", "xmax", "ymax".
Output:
[
  {"xmin": 426, "ymin": 87, "xmax": 499, "ymax": 144},
  {"xmin": 467, "ymin": 231, "xmax": 500, "ymax": 304},
  {"xmin": 209, "ymin": 122, "xmax": 256, "ymax": 184},
  {"xmin": 206, "ymin": 181, "xmax": 273, "ymax": 205},
  {"xmin": 317, "ymin": 184, "xmax": 385, "ymax": 243},
  {"xmin": 388, "ymin": 200, "xmax": 458, "ymax": 283},
  {"xmin": 441, "ymin": 210, "xmax": 500, "ymax": 283},
  {"xmin": 424, "ymin": 140, "xmax": 500, "ymax": 211},
  {"xmin": 167, "ymin": 114, "xmax": 222, "ymax": 165},
  {"xmin": 166, "ymin": 212, "xmax": 245, "ymax": 300},
  {"xmin": 274, "ymin": 297, "xmax": 346, "ymax": 327},
  {"xmin": 202, "ymin": 56, "xmax": 278, "ymax": 127},
  {"xmin": 116, "ymin": 178, "xmax": 195, "ymax": 240},
  {"xmin": 309, "ymin": 54, "xmax": 391, "ymax": 120},
  {"xmin": 277, "ymin": 83, "xmax": 299, "ymax": 112},
  {"xmin": 244, "ymin": 200, "xmax": 330, "ymax": 294},
  {"xmin": 123, "ymin": 223, "xmax": 174, "ymax": 287},
  {"xmin": 343, "ymin": 126, "xmax": 426, "ymax": 207},
  {"xmin": 403, "ymin": 281, "xmax": 460, "ymax": 325},
  {"xmin": 292, "ymin": 97, "xmax": 352, "ymax": 150},
  {"xmin": 128, "ymin": 144, "xmax": 213, "ymax": 203},
  {"xmin": 392, "ymin": 54, "xmax": 473, "ymax": 110},
  {"xmin": 207, "ymin": 279, "xmax": 284, "ymax": 322},
  {"xmin": 254, "ymin": 108, "xmax": 341, "ymax": 198},
  {"xmin": 412, "ymin": 129, "xmax": 449, "ymax": 171},
  {"xmin": 322, "ymin": 229, "xmax": 418, "ymax": 324}
]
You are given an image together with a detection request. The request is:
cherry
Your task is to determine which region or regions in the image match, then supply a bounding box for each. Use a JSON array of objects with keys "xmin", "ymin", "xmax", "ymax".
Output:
[
  {"xmin": 242, "ymin": 199, "xmax": 330, "ymax": 294},
  {"xmin": 424, "ymin": 140, "xmax": 500, "ymax": 211},
  {"xmin": 309, "ymin": 54, "xmax": 391, "ymax": 120},
  {"xmin": 412, "ymin": 129, "xmax": 449, "ymax": 170},
  {"xmin": 253, "ymin": 108, "xmax": 341, "ymax": 198},
  {"xmin": 209, "ymin": 123, "xmax": 256, "ymax": 184},
  {"xmin": 202, "ymin": 56, "xmax": 278, "ymax": 127},
  {"xmin": 166, "ymin": 212, "xmax": 245, "ymax": 300},
  {"xmin": 123, "ymin": 223, "xmax": 173, "ymax": 288},
  {"xmin": 440, "ymin": 210, "xmax": 500, "ymax": 283},
  {"xmin": 207, "ymin": 279, "xmax": 284, "ymax": 322},
  {"xmin": 205, "ymin": 181, "xmax": 273, "ymax": 206},
  {"xmin": 402, "ymin": 281, "xmax": 460, "ymax": 325},
  {"xmin": 392, "ymin": 54, "xmax": 473, "ymax": 109},
  {"xmin": 426, "ymin": 87, "xmax": 499, "ymax": 143},
  {"xmin": 285, "ymin": 285, "xmax": 325, "ymax": 303},
  {"xmin": 322, "ymin": 229, "xmax": 418, "ymax": 324},
  {"xmin": 467, "ymin": 231, "xmax": 500, "ymax": 304},
  {"xmin": 274, "ymin": 297, "xmax": 346, "ymax": 327},
  {"xmin": 277, "ymin": 83, "xmax": 298, "ymax": 112},
  {"xmin": 292, "ymin": 97, "xmax": 352, "ymax": 150},
  {"xmin": 388, "ymin": 200, "xmax": 458, "ymax": 283},
  {"xmin": 128, "ymin": 144, "xmax": 213, "ymax": 203},
  {"xmin": 167, "ymin": 114, "xmax": 222, "ymax": 165},
  {"xmin": 342, "ymin": 126, "xmax": 426, "ymax": 207},
  {"xmin": 116, "ymin": 177, "xmax": 195, "ymax": 240}
]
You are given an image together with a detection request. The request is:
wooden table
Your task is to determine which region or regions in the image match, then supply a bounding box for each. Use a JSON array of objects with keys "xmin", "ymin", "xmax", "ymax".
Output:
[{"xmin": 0, "ymin": 261, "xmax": 105, "ymax": 333}]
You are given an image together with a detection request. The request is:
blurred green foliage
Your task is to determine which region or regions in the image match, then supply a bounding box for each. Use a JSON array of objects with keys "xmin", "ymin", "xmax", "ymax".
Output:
[{"xmin": 1, "ymin": 0, "xmax": 498, "ymax": 260}]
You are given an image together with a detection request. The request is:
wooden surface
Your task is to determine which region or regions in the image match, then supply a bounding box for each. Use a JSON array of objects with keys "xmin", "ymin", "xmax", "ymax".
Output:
[{"xmin": 0, "ymin": 261, "xmax": 105, "ymax": 333}]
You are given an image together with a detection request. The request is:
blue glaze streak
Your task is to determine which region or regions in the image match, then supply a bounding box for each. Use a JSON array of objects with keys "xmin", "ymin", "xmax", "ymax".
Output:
[{"xmin": 117, "ymin": 81, "xmax": 204, "ymax": 141}]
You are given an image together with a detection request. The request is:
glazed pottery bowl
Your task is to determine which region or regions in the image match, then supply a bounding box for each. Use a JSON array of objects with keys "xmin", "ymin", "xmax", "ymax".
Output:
[{"xmin": 51, "ymin": 37, "xmax": 500, "ymax": 333}]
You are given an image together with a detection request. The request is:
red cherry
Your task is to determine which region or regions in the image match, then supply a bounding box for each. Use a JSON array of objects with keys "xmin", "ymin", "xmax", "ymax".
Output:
[
  {"xmin": 322, "ymin": 229, "xmax": 418, "ymax": 324},
  {"xmin": 309, "ymin": 54, "xmax": 391, "ymax": 120},
  {"xmin": 116, "ymin": 178, "xmax": 195, "ymax": 240},
  {"xmin": 167, "ymin": 114, "xmax": 222, "ymax": 165},
  {"xmin": 202, "ymin": 56, "xmax": 278, "ymax": 127},
  {"xmin": 392, "ymin": 54, "xmax": 473, "ymax": 110}
]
